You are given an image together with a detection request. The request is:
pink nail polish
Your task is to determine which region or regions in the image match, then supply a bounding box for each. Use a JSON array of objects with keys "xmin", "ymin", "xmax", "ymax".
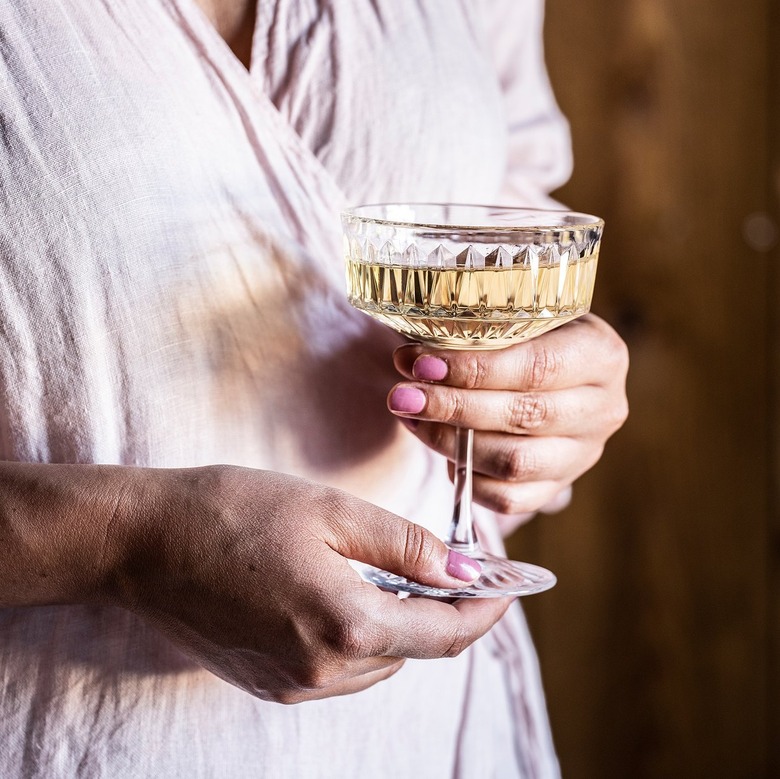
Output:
[
  {"xmin": 389, "ymin": 387, "xmax": 426, "ymax": 414},
  {"xmin": 413, "ymin": 355, "xmax": 448, "ymax": 382},
  {"xmin": 446, "ymin": 550, "xmax": 481, "ymax": 582}
]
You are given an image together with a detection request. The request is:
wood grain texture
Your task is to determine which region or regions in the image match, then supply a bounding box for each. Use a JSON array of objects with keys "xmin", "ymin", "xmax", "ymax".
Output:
[
  {"xmin": 506, "ymin": 1, "xmax": 773, "ymax": 775},
  {"xmin": 767, "ymin": 0, "xmax": 780, "ymax": 774}
]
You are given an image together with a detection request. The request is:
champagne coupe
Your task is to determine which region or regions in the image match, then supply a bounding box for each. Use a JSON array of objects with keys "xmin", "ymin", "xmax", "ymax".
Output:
[{"xmin": 342, "ymin": 204, "xmax": 603, "ymax": 598}]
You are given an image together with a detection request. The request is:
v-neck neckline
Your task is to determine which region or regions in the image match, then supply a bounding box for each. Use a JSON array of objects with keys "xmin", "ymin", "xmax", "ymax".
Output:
[
  {"xmin": 182, "ymin": 0, "xmax": 261, "ymax": 75},
  {"xmin": 167, "ymin": 0, "xmax": 349, "ymax": 220}
]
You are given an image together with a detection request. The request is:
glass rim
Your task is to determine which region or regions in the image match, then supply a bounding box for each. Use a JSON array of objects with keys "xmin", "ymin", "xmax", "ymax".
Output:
[{"xmin": 341, "ymin": 202, "xmax": 604, "ymax": 233}]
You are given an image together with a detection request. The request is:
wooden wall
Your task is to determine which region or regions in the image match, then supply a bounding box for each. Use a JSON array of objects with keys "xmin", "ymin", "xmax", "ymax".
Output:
[{"xmin": 507, "ymin": 0, "xmax": 778, "ymax": 775}]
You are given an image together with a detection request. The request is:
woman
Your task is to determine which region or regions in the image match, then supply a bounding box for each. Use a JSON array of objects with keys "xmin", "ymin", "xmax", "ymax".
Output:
[{"xmin": 0, "ymin": 1, "xmax": 628, "ymax": 776}]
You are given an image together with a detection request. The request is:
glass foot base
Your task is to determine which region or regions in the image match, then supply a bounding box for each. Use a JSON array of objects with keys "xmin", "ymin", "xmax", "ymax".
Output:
[{"xmin": 358, "ymin": 552, "xmax": 556, "ymax": 598}]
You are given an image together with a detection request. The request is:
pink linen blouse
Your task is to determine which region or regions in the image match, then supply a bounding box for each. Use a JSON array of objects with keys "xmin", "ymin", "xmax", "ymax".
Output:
[{"xmin": 0, "ymin": 1, "xmax": 571, "ymax": 776}]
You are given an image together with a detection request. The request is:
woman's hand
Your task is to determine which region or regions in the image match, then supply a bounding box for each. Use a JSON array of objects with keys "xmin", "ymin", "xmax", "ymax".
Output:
[
  {"xmin": 101, "ymin": 465, "xmax": 511, "ymax": 703},
  {"xmin": 387, "ymin": 314, "xmax": 629, "ymax": 532}
]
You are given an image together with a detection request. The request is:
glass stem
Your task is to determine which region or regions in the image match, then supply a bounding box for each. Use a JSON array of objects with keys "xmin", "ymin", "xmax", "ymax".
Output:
[{"xmin": 446, "ymin": 427, "xmax": 479, "ymax": 554}]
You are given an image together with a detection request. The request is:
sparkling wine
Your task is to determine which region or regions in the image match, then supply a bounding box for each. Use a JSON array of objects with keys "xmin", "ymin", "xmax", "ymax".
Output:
[
  {"xmin": 340, "ymin": 204, "xmax": 602, "ymax": 598},
  {"xmin": 346, "ymin": 248, "xmax": 599, "ymax": 348}
]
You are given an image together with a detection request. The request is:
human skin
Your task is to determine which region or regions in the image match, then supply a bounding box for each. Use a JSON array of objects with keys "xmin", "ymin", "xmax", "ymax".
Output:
[
  {"xmin": 1, "ymin": 1, "xmax": 630, "ymax": 707},
  {"xmin": 0, "ymin": 462, "xmax": 507, "ymax": 703},
  {"xmin": 388, "ymin": 314, "xmax": 629, "ymax": 535},
  {"xmin": 193, "ymin": 0, "xmax": 256, "ymax": 67},
  {"xmin": 0, "ymin": 315, "xmax": 627, "ymax": 703},
  {"xmin": 188, "ymin": 3, "xmax": 632, "ymax": 527}
]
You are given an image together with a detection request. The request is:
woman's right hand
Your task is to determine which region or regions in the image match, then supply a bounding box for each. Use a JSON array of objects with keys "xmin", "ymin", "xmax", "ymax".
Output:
[{"xmin": 101, "ymin": 465, "xmax": 511, "ymax": 703}]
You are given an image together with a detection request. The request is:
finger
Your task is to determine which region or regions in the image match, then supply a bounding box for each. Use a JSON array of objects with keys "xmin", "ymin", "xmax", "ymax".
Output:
[
  {"xmin": 468, "ymin": 474, "xmax": 566, "ymax": 516},
  {"xmin": 376, "ymin": 590, "xmax": 513, "ymax": 659},
  {"xmin": 491, "ymin": 487, "xmax": 572, "ymax": 535},
  {"xmin": 304, "ymin": 573, "xmax": 508, "ymax": 663},
  {"xmin": 415, "ymin": 425, "xmax": 597, "ymax": 483},
  {"xmin": 285, "ymin": 660, "xmax": 407, "ymax": 703},
  {"xmin": 321, "ymin": 495, "xmax": 482, "ymax": 589},
  {"xmin": 324, "ymin": 652, "xmax": 407, "ymax": 682},
  {"xmin": 315, "ymin": 562, "xmax": 513, "ymax": 661},
  {"xmin": 539, "ymin": 484, "xmax": 573, "ymax": 513},
  {"xmin": 390, "ymin": 383, "xmax": 614, "ymax": 436},
  {"xmin": 393, "ymin": 314, "xmax": 627, "ymax": 392}
]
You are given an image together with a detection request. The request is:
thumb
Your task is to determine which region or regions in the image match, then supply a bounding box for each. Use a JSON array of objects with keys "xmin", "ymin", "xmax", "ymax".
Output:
[{"xmin": 325, "ymin": 499, "xmax": 481, "ymax": 588}]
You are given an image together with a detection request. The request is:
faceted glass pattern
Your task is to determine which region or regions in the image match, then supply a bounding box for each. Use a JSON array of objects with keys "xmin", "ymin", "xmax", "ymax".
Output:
[
  {"xmin": 343, "ymin": 204, "xmax": 603, "ymax": 349},
  {"xmin": 340, "ymin": 204, "xmax": 604, "ymax": 598}
]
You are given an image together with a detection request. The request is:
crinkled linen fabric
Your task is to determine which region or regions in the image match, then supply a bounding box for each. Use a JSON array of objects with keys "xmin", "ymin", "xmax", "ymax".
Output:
[{"xmin": 0, "ymin": 1, "xmax": 571, "ymax": 776}]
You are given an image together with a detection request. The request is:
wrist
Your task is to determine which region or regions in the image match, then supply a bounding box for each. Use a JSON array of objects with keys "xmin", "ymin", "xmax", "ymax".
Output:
[
  {"xmin": 0, "ymin": 462, "xmax": 142, "ymax": 607},
  {"xmin": 97, "ymin": 464, "xmax": 220, "ymax": 613}
]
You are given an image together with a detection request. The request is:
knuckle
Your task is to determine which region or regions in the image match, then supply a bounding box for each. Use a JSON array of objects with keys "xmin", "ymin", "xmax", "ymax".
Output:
[
  {"xmin": 526, "ymin": 346, "xmax": 563, "ymax": 390},
  {"xmin": 490, "ymin": 490, "xmax": 519, "ymax": 515},
  {"xmin": 463, "ymin": 356, "xmax": 489, "ymax": 390},
  {"xmin": 322, "ymin": 609, "xmax": 375, "ymax": 660},
  {"xmin": 495, "ymin": 444, "xmax": 538, "ymax": 482},
  {"xmin": 443, "ymin": 625, "xmax": 470, "ymax": 658},
  {"xmin": 487, "ymin": 484, "xmax": 536, "ymax": 516},
  {"xmin": 286, "ymin": 663, "xmax": 333, "ymax": 692},
  {"xmin": 611, "ymin": 395, "xmax": 630, "ymax": 429},
  {"xmin": 403, "ymin": 521, "xmax": 439, "ymax": 575},
  {"xmin": 597, "ymin": 394, "xmax": 629, "ymax": 436},
  {"xmin": 508, "ymin": 392, "xmax": 548, "ymax": 432},
  {"xmin": 270, "ymin": 689, "xmax": 306, "ymax": 705},
  {"xmin": 603, "ymin": 329, "xmax": 630, "ymax": 374},
  {"xmin": 440, "ymin": 390, "xmax": 466, "ymax": 425}
]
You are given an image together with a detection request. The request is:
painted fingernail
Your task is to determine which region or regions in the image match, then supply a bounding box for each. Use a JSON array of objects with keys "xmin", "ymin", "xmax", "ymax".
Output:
[
  {"xmin": 446, "ymin": 550, "xmax": 482, "ymax": 582},
  {"xmin": 413, "ymin": 355, "xmax": 448, "ymax": 382},
  {"xmin": 389, "ymin": 387, "xmax": 426, "ymax": 414}
]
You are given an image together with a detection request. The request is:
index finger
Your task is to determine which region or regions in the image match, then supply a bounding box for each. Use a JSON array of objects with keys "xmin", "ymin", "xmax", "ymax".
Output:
[
  {"xmin": 372, "ymin": 589, "xmax": 512, "ymax": 660},
  {"xmin": 394, "ymin": 314, "xmax": 623, "ymax": 392}
]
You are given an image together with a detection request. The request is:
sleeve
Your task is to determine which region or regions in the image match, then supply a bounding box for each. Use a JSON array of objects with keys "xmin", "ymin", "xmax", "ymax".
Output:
[{"xmin": 478, "ymin": 0, "xmax": 573, "ymax": 206}]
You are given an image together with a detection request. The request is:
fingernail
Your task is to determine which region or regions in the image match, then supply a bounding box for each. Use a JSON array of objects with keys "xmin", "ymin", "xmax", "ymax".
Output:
[
  {"xmin": 389, "ymin": 387, "xmax": 426, "ymax": 414},
  {"xmin": 446, "ymin": 550, "xmax": 482, "ymax": 582},
  {"xmin": 413, "ymin": 355, "xmax": 448, "ymax": 382}
]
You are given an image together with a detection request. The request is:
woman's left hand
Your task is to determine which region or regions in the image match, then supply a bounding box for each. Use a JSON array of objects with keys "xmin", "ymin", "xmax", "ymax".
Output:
[{"xmin": 387, "ymin": 314, "xmax": 629, "ymax": 534}]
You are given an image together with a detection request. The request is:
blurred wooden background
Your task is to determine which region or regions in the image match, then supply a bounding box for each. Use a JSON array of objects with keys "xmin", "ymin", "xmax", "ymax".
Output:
[{"xmin": 506, "ymin": 0, "xmax": 779, "ymax": 775}]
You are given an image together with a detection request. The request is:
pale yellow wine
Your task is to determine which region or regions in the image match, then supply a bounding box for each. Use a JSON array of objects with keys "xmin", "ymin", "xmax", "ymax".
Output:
[{"xmin": 346, "ymin": 251, "xmax": 599, "ymax": 348}]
